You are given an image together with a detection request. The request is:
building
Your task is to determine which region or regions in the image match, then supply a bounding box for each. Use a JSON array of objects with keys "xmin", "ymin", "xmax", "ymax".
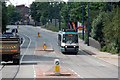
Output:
[{"xmin": 16, "ymin": 4, "xmax": 29, "ymax": 24}]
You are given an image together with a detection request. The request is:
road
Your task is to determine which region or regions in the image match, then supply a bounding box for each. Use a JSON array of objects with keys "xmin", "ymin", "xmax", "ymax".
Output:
[{"xmin": 1, "ymin": 25, "xmax": 118, "ymax": 80}]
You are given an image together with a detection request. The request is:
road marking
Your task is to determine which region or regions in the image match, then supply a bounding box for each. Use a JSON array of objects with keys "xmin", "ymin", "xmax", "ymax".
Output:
[
  {"xmin": 62, "ymin": 61, "xmax": 82, "ymax": 78},
  {"xmin": 96, "ymin": 56, "xmax": 119, "ymax": 59},
  {"xmin": 20, "ymin": 34, "xmax": 32, "ymax": 64},
  {"xmin": 33, "ymin": 43, "xmax": 37, "ymax": 80},
  {"xmin": 33, "ymin": 65, "xmax": 36, "ymax": 78},
  {"xmin": 20, "ymin": 35, "xmax": 25, "ymax": 47},
  {"xmin": 67, "ymin": 67, "xmax": 82, "ymax": 78},
  {"xmin": 33, "ymin": 47, "xmax": 36, "ymax": 80}
]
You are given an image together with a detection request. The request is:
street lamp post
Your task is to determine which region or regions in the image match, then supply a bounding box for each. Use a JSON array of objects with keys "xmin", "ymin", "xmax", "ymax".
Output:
[
  {"xmin": 87, "ymin": 2, "xmax": 90, "ymax": 46},
  {"xmin": 59, "ymin": 7, "xmax": 61, "ymax": 31},
  {"xmin": 68, "ymin": 1, "xmax": 69, "ymax": 28},
  {"xmin": 48, "ymin": 2, "xmax": 50, "ymax": 24},
  {"xmin": 82, "ymin": 3, "xmax": 84, "ymax": 41},
  {"xmin": 111, "ymin": 0, "xmax": 113, "ymax": 13},
  {"xmin": 55, "ymin": 2, "xmax": 57, "ymax": 27},
  {"xmin": 45, "ymin": 18, "xmax": 46, "ymax": 27}
]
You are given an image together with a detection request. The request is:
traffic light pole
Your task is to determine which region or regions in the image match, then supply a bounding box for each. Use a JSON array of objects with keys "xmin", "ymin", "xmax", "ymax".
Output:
[
  {"xmin": 59, "ymin": 7, "xmax": 61, "ymax": 31},
  {"xmin": 82, "ymin": 3, "xmax": 84, "ymax": 41},
  {"xmin": 55, "ymin": 2, "xmax": 57, "ymax": 27},
  {"xmin": 111, "ymin": 0, "xmax": 113, "ymax": 13},
  {"xmin": 48, "ymin": 2, "xmax": 50, "ymax": 24},
  {"xmin": 87, "ymin": 2, "xmax": 90, "ymax": 46},
  {"xmin": 68, "ymin": 2, "xmax": 69, "ymax": 29}
]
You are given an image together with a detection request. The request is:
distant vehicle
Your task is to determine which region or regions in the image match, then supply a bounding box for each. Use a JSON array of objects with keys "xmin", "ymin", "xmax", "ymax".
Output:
[
  {"xmin": 3, "ymin": 31, "xmax": 19, "ymax": 38},
  {"xmin": 12, "ymin": 28, "xmax": 18, "ymax": 33},
  {"xmin": 57, "ymin": 29, "xmax": 79, "ymax": 54},
  {"xmin": 0, "ymin": 32, "xmax": 23, "ymax": 64}
]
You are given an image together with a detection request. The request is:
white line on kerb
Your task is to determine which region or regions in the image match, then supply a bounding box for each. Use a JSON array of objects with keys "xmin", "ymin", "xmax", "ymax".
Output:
[
  {"xmin": 33, "ymin": 65, "xmax": 36, "ymax": 78},
  {"xmin": 68, "ymin": 67, "xmax": 82, "ymax": 78},
  {"xmin": 33, "ymin": 50, "xmax": 36, "ymax": 80},
  {"xmin": 20, "ymin": 35, "xmax": 25, "ymax": 47},
  {"xmin": 20, "ymin": 34, "xmax": 32, "ymax": 64},
  {"xmin": 62, "ymin": 61, "xmax": 82, "ymax": 78}
]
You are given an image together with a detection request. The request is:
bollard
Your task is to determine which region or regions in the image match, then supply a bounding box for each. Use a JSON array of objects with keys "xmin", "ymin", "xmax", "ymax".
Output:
[
  {"xmin": 38, "ymin": 32, "xmax": 40, "ymax": 37},
  {"xmin": 17, "ymin": 26, "xmax": 20, "ymax": 29},
  {"xmin": 43, "ymin": 42, "xmax": 46, "ymax": 50},
  {"xmin": 54, "ymin": 59, "xmax": 60, "ymax": 75}
]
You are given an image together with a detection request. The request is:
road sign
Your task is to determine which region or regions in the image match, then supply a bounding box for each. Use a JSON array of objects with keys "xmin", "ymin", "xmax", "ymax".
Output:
[
  {"xmin": 55, "ymin": 61, "xmax": 59, "ymax": 65},
  {"xmin": 54, "ymin": 59, "xmax": 60, "ymax": 74}
]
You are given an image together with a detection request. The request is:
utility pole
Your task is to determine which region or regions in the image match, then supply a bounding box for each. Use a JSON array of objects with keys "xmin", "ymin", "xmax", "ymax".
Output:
[
  {"xmin": 82, "ymin": 3, "xmax": 84, "ymax": 41},
  {"xmin": 59, "ymin": 7, "xmax": 61, "ymax": 31},
  {"xmin": 45, "ymin": 18, "xmax": 46, "ymax": 27},
  {"xmin": 111, "ymin": 0, "xmax": 113, "ymax": 13},
  {"xmin": 68, "ymin": 1, "xmax": 69, "ymax": 29},
  {"xmin": 87, "ymin": 2, "xmax": 90, "ymax": 46},
  {"xmin": 55, "ymin": 2, "xmax": 57, "ymax": 27},
  {"xmin": 48, "ymin": 2, "xmax": 50, "ymax": 24}
]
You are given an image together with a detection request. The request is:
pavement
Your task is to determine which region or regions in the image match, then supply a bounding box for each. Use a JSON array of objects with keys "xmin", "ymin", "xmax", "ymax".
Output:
[{"xmin": 79, "ymin": 39, "xmax": 119, "ymax": 67}]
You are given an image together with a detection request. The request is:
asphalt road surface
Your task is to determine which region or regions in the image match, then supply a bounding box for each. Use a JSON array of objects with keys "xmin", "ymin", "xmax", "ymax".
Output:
[{"xmin": 1, "ymin": 25, "xmax": 118, "ymax": 80}]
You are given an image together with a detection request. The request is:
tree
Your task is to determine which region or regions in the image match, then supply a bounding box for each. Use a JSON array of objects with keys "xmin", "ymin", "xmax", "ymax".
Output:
[
  {"xmin": 91, "ymin": 12, "xmax": 105, "ymax": 43},
  {"xmin": 30, "ymin": 2, "xmax": 48, "ymax": 23},
  {"xmin": 40, "ymin": 16, "xmax": 45, "ymax": 25},
  {"xmin": 0, "ymin": 1, "xmax": 2, "ymax": 33},
  {"xmin": 7, "ymin": 5, "xmax": 21, "ymax": 23},
  {"xmin": 102, "ymin": 6, "xmax": 120, "ymax": 53},
  {"xmin": 2, "ymin": 2, "xmax": 8, "ymax": 33},
  {"xmin": 30, "ymin": 2, "xmax": 65, "ymax": 25}
]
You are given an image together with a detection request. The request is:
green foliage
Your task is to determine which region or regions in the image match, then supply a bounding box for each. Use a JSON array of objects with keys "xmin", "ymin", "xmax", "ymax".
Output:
[
  {"xmin": 0, "ymin": 1, "xmax": 2, "ymax": 32},
  {"xmin": 101, "ymin": 46, "xmax": 107, "ymax": 52},
  {"xmin": 40, "ymin": 16, "xmax": 45, "ymax": 25},
  {"xmin": 91, "ymin": 12, "xmax": 104, "ymax": 42},
  {"xmin": 69, "ymin": 2, "xmax": 82, "ymax": 22},
  {"xmin": 61, "ymin": 4, "xmax": 68, "ymax": 26},
  {"xmin": 43, "ymin": 22, "xmax": 65, "ymax": 32},
  {"xmin": 79, "ymin": 33, "xmax": 87, "ymax": 44},
  {"xmin": 7, "ymin": 5, "xmax": 22, "ymax": 23},
  {"xmin": 102, "ymin": 6, "xmax": 120, "ymax": 54},
  {"xmin": 30, "ymin": 2, "xmax": 65, "ymax": 25},
  {"xmin": 2, "ymin": 2, "xmax": 8, "ymax": 33}
]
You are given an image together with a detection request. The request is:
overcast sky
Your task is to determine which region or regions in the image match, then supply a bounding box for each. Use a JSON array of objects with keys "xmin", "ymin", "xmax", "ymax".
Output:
[
  {"xmin": 6, "ymin": 0, "xmax": 68, "ymax": 7},
  {"xmin": 7, "ymin": 0, "xmax": 36, "ymax": 7}
]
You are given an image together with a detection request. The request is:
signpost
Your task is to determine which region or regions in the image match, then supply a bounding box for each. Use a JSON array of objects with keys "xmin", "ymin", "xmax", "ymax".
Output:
[
  {"xmin": 77, "ymin": 22, "xmax": 86, "ymax": 34},
  {"xmin": 54, "ymin": 59, "xmax": 60, "ymax": 74}
]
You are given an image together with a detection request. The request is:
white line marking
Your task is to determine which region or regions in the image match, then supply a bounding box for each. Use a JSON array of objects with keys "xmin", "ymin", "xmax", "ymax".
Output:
[
  {"xmin": 62, "ymin": 61, "xmax": 83, "ymax": 78},
  {"xmin": 20, "ymin": 35, "xmax": 25, "ymax": 47},
  {"xmin": 68, "ymin": 67, "xmax": 81, "ymax": 78},
  {"xmin": 33, "ymin": 65, "xmax": 36, "ymax": 78},
  {"xmin": 33, "ymin": 49, "xmax": 36, "ymax": 80},
  {"xmin": 20, "ymin": 34, "xmax": 32, "ymax": 64}
]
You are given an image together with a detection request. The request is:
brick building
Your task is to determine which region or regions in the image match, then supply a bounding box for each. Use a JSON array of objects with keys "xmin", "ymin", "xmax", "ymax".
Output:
[{"xmin": 16, "ymin": 5, "xmax": 29, "ymax": 24}]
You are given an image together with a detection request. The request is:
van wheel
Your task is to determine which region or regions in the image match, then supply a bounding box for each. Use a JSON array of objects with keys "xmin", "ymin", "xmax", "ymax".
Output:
[{"xmin": 13, "ymin": 59, "xmax": 20, "ymax": 65}]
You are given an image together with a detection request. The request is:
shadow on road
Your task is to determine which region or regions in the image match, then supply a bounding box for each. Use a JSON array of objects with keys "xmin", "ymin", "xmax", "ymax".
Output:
[
  {"xmin": 21, "ymin": 62, "xmax": 37, "ymax": 65},
  {"xmin": 62, "ymin": 50, "xmax": 89, "ymax": 55},
  {"xmin": 22, "ymin": 55, "xmax": 60, "ymax": 61}
]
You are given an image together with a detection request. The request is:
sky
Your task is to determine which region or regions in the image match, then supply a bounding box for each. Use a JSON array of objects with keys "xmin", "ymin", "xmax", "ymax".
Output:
[
  {"xmin": 6, "ymin": 0, "xmax": 35, "ymax": 7},
  {"xmin": 6, "ymin": 0, "xmax": 68, "ymax": 7}
]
